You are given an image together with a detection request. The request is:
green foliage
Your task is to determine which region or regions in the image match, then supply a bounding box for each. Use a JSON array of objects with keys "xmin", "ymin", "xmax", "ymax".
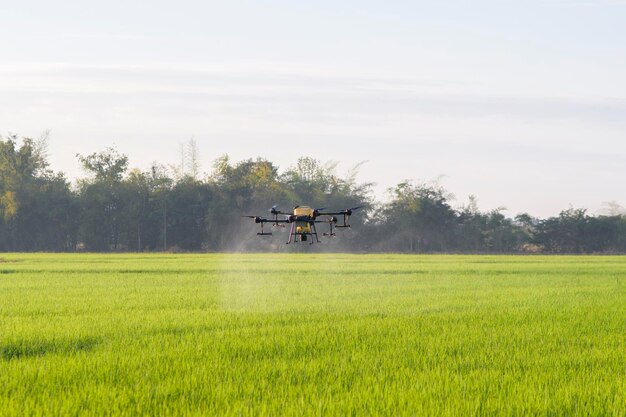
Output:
[
  {"xmin": 0, "ymin": 254, "xmax": 624, "ymax": 416},
  {"xmin": 75, "ymin": 149, "xmax": 130, "ymax": 251},
  {"xmin": 77, "ymin": 147, "xmax": 129, "ymax": 183},
  {"xmin": 533, "ymin": 209, "xmax": 626, "ymax": 254},
  {"xmin": 378, "ymin": 181, "xmax": 457, "ymax": 252},
  {"xmin": 210, "ymin": 155, "xmax": 285, "ymax": 209},
  {"xmin": 0, "ymin": 134, "xmax": 76, "ymax": 250}
]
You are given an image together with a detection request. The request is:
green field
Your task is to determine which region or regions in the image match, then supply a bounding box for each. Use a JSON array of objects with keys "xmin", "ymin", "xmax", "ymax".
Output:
[{"xmin": 1, "ymin": 254, "xmax": 625, "ymax": 416}]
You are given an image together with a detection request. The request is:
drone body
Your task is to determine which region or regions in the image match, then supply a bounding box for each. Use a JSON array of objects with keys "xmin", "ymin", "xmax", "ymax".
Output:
[{"xmin": 243, "ymin": 205, "xmax": 362, "ymax": 244}]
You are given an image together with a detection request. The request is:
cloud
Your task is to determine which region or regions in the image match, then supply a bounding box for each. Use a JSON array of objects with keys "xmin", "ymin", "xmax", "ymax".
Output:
[{"xmin": 1, "ymin": 62, "xmax": 625, "ymax": 126}]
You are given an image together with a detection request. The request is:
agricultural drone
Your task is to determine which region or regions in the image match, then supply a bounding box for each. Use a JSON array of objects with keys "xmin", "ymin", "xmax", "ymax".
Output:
[{"xmin": 243, "ymin": 205, "xmax": 363, "ymax": 244}]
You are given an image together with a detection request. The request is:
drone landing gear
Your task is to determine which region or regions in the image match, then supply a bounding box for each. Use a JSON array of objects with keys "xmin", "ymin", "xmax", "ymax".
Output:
[
  {"xmin": 323, "ymin": 219, "xmax": 336, "ymax": 237},
  {"xmin": 335, "ymin": 213, "xmax": 351, "ymax": 228},
  {"xmin": 286, "ymin": 222, "xmax": 320, "ymax": 245},
  {"xmin": 256, "ymin": 222, "xmax": 272, "ymax": 236}
]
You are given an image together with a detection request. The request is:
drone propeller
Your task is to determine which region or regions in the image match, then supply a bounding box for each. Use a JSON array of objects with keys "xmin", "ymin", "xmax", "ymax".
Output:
[
  {"xmin": 344, "ymin": 205, "xmax": 364, "ymax": 216},
  {"xmin": 312, "ymin": 207, "xmax": 328, "ymax": 218},
  {"xmin": 270, "ymin": 205, "xmax": 288, "ymax": 216},
  {"xmin": 316, "ymin": 205, "xmax": 364, "ymax": 215},
  {"xmin": 242, "ymin": 215, "xmax": 264, "ymax": 223}
]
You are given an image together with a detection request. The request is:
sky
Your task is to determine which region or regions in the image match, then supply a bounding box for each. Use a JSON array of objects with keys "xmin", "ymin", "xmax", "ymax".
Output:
[{"xmin": 1, "ymin": 0, "xmax": 625, "ymax": 217}]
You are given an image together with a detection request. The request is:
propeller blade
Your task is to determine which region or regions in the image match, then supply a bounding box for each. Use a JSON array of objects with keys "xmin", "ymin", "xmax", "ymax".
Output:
[
  {"xmin": 312, "ymin": 207, "xmax": 327, "ymax": 218},
  {"xmin": 242, "ymin": 215, "xmax": 265, "ymax": 223},
  {"xmin": 344, "ymin": 205, "xmax": 364, "ymax": 216}
]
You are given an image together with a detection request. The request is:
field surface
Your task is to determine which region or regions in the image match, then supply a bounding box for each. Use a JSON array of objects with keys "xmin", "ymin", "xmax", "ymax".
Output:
[{"xmin": 0, "ymin": 254, "xmax": 625, "ymax": 416}]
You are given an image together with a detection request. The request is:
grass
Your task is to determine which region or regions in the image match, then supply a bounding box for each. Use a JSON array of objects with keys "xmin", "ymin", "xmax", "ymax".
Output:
[{"xmin": 0, "ymin": 253, "xmax": 624, "ymax": 416}]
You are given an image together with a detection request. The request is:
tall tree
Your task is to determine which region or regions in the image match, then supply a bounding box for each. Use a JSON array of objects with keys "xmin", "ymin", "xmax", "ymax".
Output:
[
  {"xmin": 76, "ymin": 148, "xmax": 129, "ymax": 251},
  {"xmin": 380, "ymin": 181, "xmax": 456, "ymax": 252},
  {"xmin": 0, "ymin": 134, "xmax": 76, "ymax": 251}
]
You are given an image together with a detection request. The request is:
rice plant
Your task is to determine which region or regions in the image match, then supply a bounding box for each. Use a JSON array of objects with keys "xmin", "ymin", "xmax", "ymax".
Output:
[{"xmin": 0, "ymin": 254, "xmax": 624, "ymax": 416}]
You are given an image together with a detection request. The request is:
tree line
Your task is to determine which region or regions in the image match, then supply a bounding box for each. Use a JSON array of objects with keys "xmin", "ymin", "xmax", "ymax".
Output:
[{"xmin": 1, "ymin": 134, "xmax": 625, "ymax": 253}]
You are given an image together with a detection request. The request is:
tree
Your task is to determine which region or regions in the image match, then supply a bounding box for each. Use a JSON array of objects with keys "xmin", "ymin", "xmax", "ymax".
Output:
[
  {"xmin": 121, "ymin": 169, "xmax": 151, "ymax": 251},
  {"xmin": 76, "ymin": 148, "xmax": 129, "ymax": 250},
  {"xmin": 0, "ymin": 133, "xmax": 77, "ymax": 251},
  {"xmin": 535, "ymin": 208, "xmax": 591, "ymax": 253},
  {"xmin": 379, "ymin": 181, "xmax": 456, "ymax": 252},
  {"xmin": 166, "ymin": 178, "xmax": 213, "ymax": 250},
  {"xmin": 77, "ymin": 148, "xmax": 128, "ymax": 183},
  {"xmin": 2, "ymin": 135, "xmax": 626, "ymax": 254}
]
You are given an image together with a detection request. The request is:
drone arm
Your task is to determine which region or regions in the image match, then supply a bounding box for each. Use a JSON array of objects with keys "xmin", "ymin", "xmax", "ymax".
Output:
[{"xmin": 315, "ymin": 212, "xmax": 343, "ymax": 217}]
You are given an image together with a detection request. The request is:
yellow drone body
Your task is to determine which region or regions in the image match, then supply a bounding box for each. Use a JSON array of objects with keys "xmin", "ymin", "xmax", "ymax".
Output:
[{"xmin": 293, "ymin": 206, "xmax": 313, "ymax": 234}]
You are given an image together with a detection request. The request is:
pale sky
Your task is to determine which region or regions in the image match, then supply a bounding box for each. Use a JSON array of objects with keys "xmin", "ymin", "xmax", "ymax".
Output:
[{"xmin": 1, "ymin": 0, "xmax": 625, "ymax": 217}]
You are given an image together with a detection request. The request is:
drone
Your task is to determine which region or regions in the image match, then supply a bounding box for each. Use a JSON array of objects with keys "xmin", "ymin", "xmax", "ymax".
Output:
[{"xmin": 243, "ymin": 205, "xmax": 363, "ymax": 244}]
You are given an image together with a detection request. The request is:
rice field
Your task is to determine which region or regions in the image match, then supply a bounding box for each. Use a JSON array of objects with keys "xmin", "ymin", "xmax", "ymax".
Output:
[{"xmin": 0, "ymin": 253, "xmax": 625, "ymax": 416}]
